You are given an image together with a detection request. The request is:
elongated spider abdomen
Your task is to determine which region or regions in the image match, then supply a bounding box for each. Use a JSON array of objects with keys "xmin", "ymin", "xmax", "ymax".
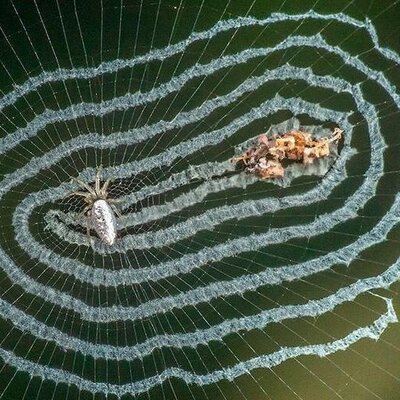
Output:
[{"xmin": 91, "ymin": 199, "xmax": 117, "ymax": 245}]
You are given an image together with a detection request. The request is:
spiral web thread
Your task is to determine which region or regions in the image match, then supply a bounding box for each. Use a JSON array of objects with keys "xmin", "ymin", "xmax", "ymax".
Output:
[{"xmin": 0, "ymin": 0, "xmax": 400, "ymax": 399}]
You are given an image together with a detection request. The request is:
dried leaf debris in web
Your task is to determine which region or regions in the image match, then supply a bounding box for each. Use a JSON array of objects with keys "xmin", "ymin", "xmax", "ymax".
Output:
[{"xmin": 232, "ymin": 124, "xmax": 343, "ymax": 180}]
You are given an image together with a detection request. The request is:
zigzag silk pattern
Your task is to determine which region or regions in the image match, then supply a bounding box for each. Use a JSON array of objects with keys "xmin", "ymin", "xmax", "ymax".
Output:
[{"xmin": 0, "ymin": 1, "xmax": 400, "ymax": 399}]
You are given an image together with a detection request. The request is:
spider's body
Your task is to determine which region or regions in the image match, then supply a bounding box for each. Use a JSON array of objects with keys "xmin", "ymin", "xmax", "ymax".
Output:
[{"xmin": 67, "ymin": 167, "xmax": 121, "ymax": 246}]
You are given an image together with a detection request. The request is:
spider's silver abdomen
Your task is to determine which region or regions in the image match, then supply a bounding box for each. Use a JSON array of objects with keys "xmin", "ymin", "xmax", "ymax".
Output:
[{"xmin": 91, "ymin": 199, "xmax": 117, "ymax": 245}]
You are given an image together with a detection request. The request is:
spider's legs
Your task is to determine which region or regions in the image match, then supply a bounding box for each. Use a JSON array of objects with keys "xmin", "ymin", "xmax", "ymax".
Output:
[
  {"xmin": 71, "ymin": 176, "xmax": 97, "ymax": 197},
  {"xmin": 64, "ymin": 191, "xmax": 91, "ymax": 200},
  {"xmin": 107, "ymin": 197, "xmax": 122, "ymax": 204},
  {"xmin": 86, "ymin": 225, "xmax": 91, "ymax": 246},
  {"xmin": 100, "ymin": 179, "xmax": 111, "ymax": 198},
  {"xmin": 95, "ymin": 165, "xmax": 103, "ymax": 195},
  {"xmin": 81, "ymin": 205, "xmax": 91, "ymax": 216},
  {"xmin": 86, "ymin": 210, "xmax": 92, "ymax": 246},
  {"xmin": 110, "ymin": 203, "xmax": 122, "ymax": 218}
]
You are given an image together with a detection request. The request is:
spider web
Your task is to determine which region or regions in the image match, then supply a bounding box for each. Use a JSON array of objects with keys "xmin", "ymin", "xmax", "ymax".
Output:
[{"xmin": 0, "ymin": 0, "xmax": 400, "ymax": 399}]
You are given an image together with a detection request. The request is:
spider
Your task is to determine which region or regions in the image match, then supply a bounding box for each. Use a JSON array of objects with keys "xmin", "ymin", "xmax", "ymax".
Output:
[{"xmin": 66, "ymin": 166, "xmax": 121, "ymax": 246}]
